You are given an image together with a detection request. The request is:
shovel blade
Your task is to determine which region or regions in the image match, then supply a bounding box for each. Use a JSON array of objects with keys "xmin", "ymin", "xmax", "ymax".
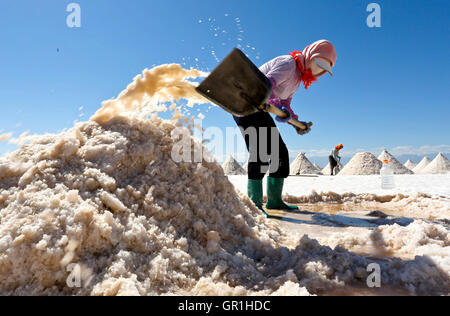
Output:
[{"xmin": 195, "ymin": 48, "xmax": 272, "ymax": 117}]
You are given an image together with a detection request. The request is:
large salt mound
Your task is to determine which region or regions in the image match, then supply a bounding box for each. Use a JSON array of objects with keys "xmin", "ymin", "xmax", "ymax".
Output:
[
  {"xmin": 339, "ymin": 152, "xmax": 382, "ymax": 176},
  {"xmin": 290, "ymin": 153, "xmax": 322, "ymax": 175},
  {"xmin": 420, "ymin": 153, "xmax": 450, "ymax": 174},
  {"xmin": 413, "ymin": 157, "xmax": 431, "ymax": 174},
  {"xmin": 378, "ymin": 150, "xmax": 413, "ymax": 175},
  {"xmin": 0, "ymin": 118, "xmax": 288, "ymax": 295},
  {"xmin": 404, "ymin": 160, "xmax": 417, "ymax": 171},
  {"xmin": 222, "ymin": 156, "xmax": 246, "ymax": 175}
]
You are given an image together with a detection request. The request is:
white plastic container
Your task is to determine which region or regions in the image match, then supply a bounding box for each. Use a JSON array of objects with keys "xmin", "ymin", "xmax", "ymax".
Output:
[{"xmin": 380, "ymin": 160, "xmax": 395, "ymax": 189}]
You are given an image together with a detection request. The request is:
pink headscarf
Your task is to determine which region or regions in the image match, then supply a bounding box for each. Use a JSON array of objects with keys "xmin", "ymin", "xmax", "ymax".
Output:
[{"xmin": 289, "ymin": 40, "xmax": 337, "ymax": 89}]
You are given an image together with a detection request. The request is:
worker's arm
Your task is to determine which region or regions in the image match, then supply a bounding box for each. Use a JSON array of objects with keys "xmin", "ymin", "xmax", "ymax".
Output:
[
  {"xmin": 266, "ymin": 91, "xmax": 310, "ymax": 135},
  {"xmin": 261, "ymin": 58, "xmax": 310, "ymax": 134},
  {"xmin": 262, "ymin": 57, "xmax": 301, "ymax": 121},
  {"xmin": 267, "ymin": 95, "xmax": 298, "ymax": 122}
]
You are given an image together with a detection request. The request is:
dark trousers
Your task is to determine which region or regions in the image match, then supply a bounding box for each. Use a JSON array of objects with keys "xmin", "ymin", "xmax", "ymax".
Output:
[
  {"xmin": 329, "ymin": 155, "xmax": 338, "ymax": 175},
  {"xmin": 233, "ymin": 111, "xmax": 290, "ymax": 180}
]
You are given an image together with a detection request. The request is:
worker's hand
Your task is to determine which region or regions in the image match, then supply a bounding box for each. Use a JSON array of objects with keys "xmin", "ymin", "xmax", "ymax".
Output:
[
  {"xmin": 275, "ymin": 106, "xmax": 292, "ymax": 123},
  {"xmin": 294, "ymin": 123, "xmax": 311, "ymax": 135}
]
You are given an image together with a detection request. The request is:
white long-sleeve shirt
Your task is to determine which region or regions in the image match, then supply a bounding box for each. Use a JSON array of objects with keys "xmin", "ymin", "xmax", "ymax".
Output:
[
  {"xmin": 331, "ymin": 148, "xmax": 341, "ymax": 162},
  {"xmin": 259, "ymin": 55, "xmax": 302, "ymax": 120},
  {"xmin": 259, "ymin": 55, "xmax": 302, "ymax": 100}
]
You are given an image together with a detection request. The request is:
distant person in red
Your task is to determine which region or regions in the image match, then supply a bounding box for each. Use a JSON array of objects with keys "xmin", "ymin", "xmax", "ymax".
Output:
[{"xmin": 329, "ymin": 144, "xmax": 344, "ymax": 175}]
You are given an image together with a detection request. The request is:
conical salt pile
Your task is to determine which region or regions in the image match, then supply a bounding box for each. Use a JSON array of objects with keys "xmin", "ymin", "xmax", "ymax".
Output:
[
  {"xmin": 404, "ymin": 160, "xmax": 417, "ymax": 171},
  {"xmin": 322, "ymin": 163, "xmax": 331, "ymax": 175},
  {"xmin": 290, "ymin": 153, "xmax": 322, "ymax": 175},
  {"xmin": 222, "ymin": 156, "xmax": 246, "ymax": 175},
  {"xmin": 377, "ymin": 150, "xmax": 413, "ymax": 174},
  {"xmin": 420, "ymin": 153, "xmax": 450, "ymax": 174},
  {"xmin": 413, "ymin": 157, "xmax": 432, "ymax": 174},
  {"xmin": 339, "ymin": 152, "xmax": 382, "ymax": 175}
]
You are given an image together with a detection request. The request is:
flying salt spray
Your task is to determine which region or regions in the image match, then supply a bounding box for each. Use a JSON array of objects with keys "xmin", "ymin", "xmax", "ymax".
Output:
[{"xmin": 91, "ymin": 64, "xmax": 210, "ymax": 124}]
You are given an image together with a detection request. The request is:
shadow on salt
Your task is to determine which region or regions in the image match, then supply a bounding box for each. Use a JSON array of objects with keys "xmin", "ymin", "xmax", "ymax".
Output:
[{"xmin": 266, "ymin": 209, "xmax": 414, "ymax": 229}]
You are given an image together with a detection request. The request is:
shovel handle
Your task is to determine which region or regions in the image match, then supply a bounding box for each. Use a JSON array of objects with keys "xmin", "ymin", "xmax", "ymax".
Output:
[{"xmin": 258, "ymin": 104, "xmax": 313, "ymax": 130}]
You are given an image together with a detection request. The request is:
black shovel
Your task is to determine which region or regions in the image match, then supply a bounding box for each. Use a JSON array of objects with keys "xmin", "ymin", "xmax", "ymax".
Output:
[{"xmin": 195, "ymin": 48, "xmax": 312, "ymax": 131}]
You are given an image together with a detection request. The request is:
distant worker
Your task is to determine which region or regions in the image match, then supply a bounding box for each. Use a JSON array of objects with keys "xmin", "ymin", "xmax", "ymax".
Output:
[{"xmin": 329, "ymin": 144, "xmax": 343, "ymax": 176}]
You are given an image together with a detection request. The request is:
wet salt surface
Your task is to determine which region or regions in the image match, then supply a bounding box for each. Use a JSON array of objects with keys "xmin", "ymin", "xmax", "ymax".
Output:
[
  {"xmin": 266, "ymin": 205, "xmax": 449, "ymax": 296},
  {"xmin": 229, "ymin": 174, "xmax": 450, "ymax": 295},
  {"xmin": 266, "ymin": 206, "xmax": 426, "ymax": 256},
  {"xmin": 229, "ymin": 175, "xmax": 450, "ymax": 221}
]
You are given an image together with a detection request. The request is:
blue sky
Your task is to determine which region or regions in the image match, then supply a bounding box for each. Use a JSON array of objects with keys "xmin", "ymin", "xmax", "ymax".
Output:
[{"xmin": 0, "ymin": 0, "xmax": 449, "ymax": 164}]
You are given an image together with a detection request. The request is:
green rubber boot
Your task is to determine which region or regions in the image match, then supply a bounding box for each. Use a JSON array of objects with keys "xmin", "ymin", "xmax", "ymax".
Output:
[
  {"xmin": 248, "ymin": 179, "xmax": 269, "ymax": 217},
  {"xmin": 266, "ymin": 177, "xmax": 299, "ymax": 211}
]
